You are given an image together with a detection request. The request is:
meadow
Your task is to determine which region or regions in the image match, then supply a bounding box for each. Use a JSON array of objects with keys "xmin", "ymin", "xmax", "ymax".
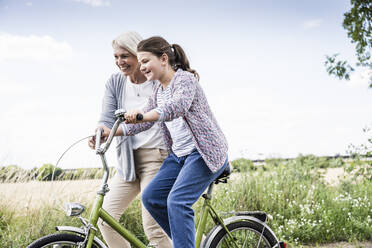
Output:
[{"xmin": 0, "ymin": 155, "xmax": 371, "ymax": 247}]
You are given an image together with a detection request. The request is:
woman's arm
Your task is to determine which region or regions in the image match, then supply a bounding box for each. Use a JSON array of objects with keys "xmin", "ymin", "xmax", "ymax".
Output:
[
  {"xmin": 88, "ymin": 75, "xmax": 120, "ymax": 149},
  {"xmin": 98, "ymin": 75, "xmax": 121, "ymax": 128}
]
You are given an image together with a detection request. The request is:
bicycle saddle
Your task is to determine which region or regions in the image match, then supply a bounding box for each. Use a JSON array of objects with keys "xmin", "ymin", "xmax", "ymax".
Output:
[{"xmin": 214, "ymin": 162, "xmax": 233, "ymax": 183}]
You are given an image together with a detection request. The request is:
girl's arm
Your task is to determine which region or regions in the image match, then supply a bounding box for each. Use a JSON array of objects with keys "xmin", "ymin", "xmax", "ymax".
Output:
[
  {"xmin": 155, "ymin": 72, "xmax": 197, "ymax": 122},
  {"xmin": 125, "ymin": 109, "xmax": 160, "ymax": 122},
  {"xmin": 122, "ymin": 93, "xmax": 157, "ymax": 136},
  {"xmin": 125, "ymin": 72, "xmax": 197, "ymax": 124}
]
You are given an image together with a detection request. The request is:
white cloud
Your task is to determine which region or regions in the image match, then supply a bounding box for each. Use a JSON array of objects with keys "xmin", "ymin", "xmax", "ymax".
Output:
[
  {"xmin": 73, "ymin": 0, "xmax": 110, "ymax": 7},
  {"xmin": 303, "ymin": 19, "xmax": 323, "ymax": 29},
  {"xmin": 0, "ymin": 33, "xmax": 73, "ymax": 61},
  {"xmin": 0, "ymin": 81, "xmax": 30, "ymax": 97},
  {"xmin": 26, "ymin": 2, "xmax": 33, "ymax": 6}
]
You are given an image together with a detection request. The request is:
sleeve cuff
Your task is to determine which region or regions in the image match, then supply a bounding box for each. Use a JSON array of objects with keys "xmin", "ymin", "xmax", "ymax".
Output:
[{"xmin": 154, "ymin": 107, "xmax": 165, "ymax": 122}]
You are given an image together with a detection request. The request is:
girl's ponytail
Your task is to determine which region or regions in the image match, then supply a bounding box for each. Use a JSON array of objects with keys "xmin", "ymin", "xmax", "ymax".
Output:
[{"xmin": 172, "ymin": 44, "xmax": 199, "ymax": 81}]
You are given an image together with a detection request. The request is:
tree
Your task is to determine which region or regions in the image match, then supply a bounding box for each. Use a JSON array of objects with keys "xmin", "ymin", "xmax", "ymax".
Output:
[{"xmin": 325, "ymin": 0, "xmax": 372, "ymax": 87}]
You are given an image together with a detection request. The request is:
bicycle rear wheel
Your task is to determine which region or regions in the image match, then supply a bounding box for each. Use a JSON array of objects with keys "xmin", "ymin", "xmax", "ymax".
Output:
[
  {"xmin": 27, "ymin": 233, "xmax": 104, "ymax": 248},
  {"xmin": 207, "ymin": 220, "xmax": 277, "ymax": 248}
]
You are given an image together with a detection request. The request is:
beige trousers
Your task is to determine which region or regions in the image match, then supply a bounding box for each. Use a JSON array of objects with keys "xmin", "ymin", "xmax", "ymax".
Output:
[{"xmin": 98, "ymin": 148, "xmax": 172, "ymax": 248}]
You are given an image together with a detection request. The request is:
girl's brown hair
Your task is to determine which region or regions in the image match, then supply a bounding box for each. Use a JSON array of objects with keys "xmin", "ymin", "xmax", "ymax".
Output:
[{"xmin": 137, "ymin": 36, "xmax": 199, "ymax": 80}]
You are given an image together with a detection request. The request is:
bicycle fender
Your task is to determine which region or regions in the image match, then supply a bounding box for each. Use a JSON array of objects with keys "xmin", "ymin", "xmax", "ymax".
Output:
[
  {"xmin": 202, "ymin": 215, "xmax": 280, "ymax": 248},
  {"xmin": 56, "ymin": 226, "xmax": 108, "ymax": 248}
]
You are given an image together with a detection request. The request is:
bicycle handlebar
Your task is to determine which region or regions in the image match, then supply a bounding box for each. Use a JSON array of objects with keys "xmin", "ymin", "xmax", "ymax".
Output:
[
  {"xmin": 94, "ymin": 110, "xmax": 143, "ymax": 155},
  {"xmin": 95, "ymin": 128, "xmax": 103, "ymax": 153},
  {"xmin": 136, "ymin": 113, "xmax": 143, "ymax": 121},
  {"xmin": 94, "ymin": 110, "xmax": 142, "ymax": 190}
]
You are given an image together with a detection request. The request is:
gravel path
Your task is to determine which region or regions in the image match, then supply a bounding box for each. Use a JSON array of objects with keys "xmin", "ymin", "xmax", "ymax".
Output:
[{"xmin": 301, "ymin": 242, "xmax": 372, "ymax": 248}]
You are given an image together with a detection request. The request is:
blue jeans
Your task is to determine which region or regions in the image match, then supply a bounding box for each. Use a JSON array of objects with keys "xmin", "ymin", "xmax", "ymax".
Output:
[{"xmin": 142, "ymin": 149, "xmax": 228, "ymax": 248}]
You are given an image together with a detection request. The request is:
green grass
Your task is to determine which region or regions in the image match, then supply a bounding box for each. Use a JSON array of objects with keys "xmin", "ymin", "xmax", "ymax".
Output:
[{"xmin": 0, "ymin": 156, "xmax": 371, "ymax": 247}]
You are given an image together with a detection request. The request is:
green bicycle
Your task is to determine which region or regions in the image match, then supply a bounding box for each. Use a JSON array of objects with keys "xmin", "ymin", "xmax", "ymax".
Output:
[{"xmin": 27, "ymin": 109, "xmax": 286, "ymax": 248}]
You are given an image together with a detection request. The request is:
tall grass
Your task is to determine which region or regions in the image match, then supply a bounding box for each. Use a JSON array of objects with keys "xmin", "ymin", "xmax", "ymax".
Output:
[
  {"xmin": 0, "ymin": 156, "xmax": 371, "ymax": 247},
  {"xmin": 0, "ymin": 165, "xmax": 117, "ymax": 183}
]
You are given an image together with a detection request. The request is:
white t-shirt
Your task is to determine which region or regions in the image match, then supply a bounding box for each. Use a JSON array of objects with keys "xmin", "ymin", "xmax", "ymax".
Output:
[
  {"xmin": 156, "ymin": 85, "xmax": 195, "ymax": 157},
  {"xmin": 124, "ymin": 78, "xmax": 166, "ymax": 150}
]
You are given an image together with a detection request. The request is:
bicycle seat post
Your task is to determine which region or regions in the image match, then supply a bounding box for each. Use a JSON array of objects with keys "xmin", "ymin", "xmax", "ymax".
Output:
[{"xmin": 202, "ymin": 182, "xmax": 215, "ymax": 200}]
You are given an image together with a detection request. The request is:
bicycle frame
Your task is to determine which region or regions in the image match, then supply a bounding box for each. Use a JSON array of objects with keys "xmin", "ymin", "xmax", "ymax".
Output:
[
  {"xmin": 82, "ymin": 175, "xmax": 236, "ymax": 248},
  {"xmin": 31, "ymin": 109, "xmax": 285, "ymax": 248},
  {"xmin": 80, "ymin": 112, "xmax": 148, "ymax": 248},
  {"xmin": 83, "ymin": 193, "xmax": 147, "ymax": 248},
  {"xmin": 78, "ymin": 110, "xmax": 240, "ymax": 248}
]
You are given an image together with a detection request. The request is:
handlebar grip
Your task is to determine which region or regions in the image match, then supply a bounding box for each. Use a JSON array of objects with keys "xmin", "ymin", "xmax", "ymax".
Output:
[
  {"xmin": 95, "ymin": 128, "xmax": 103, "ymax": 151},
  {"xmin": 136, "ymin": 113, "xmax": 143, "ymax": 121}
]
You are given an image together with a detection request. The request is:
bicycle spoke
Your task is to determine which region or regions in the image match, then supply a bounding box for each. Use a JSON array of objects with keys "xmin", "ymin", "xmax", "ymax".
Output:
[
  {"xmin": 242, "ymin": 229, "xmax": 248, "ymax": 248},
  {"xmin": 216, "ymin": 227, "xmax": 272, "ymax": 248}
]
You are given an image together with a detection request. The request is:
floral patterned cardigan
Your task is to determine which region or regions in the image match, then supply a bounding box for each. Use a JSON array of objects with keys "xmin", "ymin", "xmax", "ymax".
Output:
[{"xmin": 122, "ymin": 69, "xmax": 228, "ymax": 173}]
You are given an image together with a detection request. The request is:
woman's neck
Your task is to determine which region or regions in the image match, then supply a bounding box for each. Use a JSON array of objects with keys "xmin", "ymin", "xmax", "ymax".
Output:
[
  {"xmin": 129, "ymin": 70, "xmax": 147, "ymax": 84},
  {"xmin": 159, "ymin": 68, "xmax": 176, "ymax": 89}
]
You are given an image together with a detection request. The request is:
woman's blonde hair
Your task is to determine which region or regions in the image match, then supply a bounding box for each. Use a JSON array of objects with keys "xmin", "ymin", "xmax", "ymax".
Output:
[{"xmin": 112, "ymin": 31, "xmax": 142, "ymax": 56}]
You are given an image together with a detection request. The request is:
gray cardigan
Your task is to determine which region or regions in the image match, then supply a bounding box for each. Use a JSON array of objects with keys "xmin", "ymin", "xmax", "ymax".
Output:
[{"xmin": 98, "ymin": 73, "xmax": 136, "ymax": 181}]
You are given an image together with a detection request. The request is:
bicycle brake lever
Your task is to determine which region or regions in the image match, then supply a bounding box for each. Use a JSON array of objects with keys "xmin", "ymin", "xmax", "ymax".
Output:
[{"xmin": 115, "ymin": 109, "xmax": 125, "ymax": 118}]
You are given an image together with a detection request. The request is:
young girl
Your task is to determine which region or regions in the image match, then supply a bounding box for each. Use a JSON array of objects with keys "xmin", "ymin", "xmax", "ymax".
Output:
[{"xmin": 122, "ymin": 36, "xmax": 229, "ymax": 248}]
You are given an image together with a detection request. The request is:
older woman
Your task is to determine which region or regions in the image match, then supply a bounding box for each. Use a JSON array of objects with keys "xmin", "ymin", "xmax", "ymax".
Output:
[{"xmin": 88, "ymin": 31, "xmax": 171, "ymax": 248}]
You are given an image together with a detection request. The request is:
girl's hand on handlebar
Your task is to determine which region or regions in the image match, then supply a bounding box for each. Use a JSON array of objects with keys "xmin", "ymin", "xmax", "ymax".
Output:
[
  {"xmin": 88, "ymin": 125, "xmax": 110, "ymax": 149},
  {"xmin": 125, "ymin": 109, "xmax": 143, "ymax": 124}
]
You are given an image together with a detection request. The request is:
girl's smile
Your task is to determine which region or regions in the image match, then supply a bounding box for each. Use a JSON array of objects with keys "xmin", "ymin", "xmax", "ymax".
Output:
[
  {"xmin": 137, "ymin": 51, "xmax": 162, "ymax": 81},
  {"xmin": 138, "ymin": 51, "xmax": 175, "ymax": 87}
]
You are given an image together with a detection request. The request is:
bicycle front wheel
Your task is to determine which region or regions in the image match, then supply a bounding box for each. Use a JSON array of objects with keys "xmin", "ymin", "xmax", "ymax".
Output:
[
  {"xmin": 27, "ymin": 233, "xmax": 104, "ymax": 248},
  {"xmin": 207, "ymin": 220, "xmax": 277, "ymax": 248}
]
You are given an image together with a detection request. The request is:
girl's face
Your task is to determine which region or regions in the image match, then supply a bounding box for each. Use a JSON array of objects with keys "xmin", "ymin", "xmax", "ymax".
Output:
[
  {"xmin": 137, "ymin": 51, "xmax": 166, "ymax": 81},
  {"xmin": 113, "ymin": 47, "xmax": 138, "ymax": 76}
]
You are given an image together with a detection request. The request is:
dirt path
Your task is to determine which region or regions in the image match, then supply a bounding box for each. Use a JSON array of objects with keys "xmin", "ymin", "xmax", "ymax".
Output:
[
  {"xmin": 301, "ymin": 241, "xmax": 372, "ymax": 248},
  {"xmin": 322, "ymin": 167, "xmax": 346, "ymax": 186}
]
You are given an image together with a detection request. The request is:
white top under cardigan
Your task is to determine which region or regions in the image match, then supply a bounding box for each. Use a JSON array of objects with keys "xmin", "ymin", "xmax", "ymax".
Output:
[
  {"xmin": 155, "ymin": 83, "xmax": 195, "ymax": 157},
  {"xmin": 124, "ymin": 77, "xmax": 166, "ymax": 150}
]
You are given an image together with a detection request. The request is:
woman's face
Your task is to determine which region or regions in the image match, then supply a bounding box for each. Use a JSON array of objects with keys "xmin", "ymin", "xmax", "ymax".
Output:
[
  {"xmin": 113, "ymin": 46, "xmax": 138, "ymax": 76},
  {"xmin": 137, "ymin": 51, "xmax": 165, "ymax": 81}
]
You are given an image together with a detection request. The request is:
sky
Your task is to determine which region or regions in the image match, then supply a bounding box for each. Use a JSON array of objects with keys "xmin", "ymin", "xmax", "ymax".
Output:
[{"xmin": 1, "ymin": 0, "xmax": 371, "ymax": 170}]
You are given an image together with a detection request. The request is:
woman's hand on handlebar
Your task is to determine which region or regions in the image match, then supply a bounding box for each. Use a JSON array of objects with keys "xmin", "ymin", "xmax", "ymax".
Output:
[{"xmin": 88, "ymin": 125, "xmax": 111, "ymax": 150}]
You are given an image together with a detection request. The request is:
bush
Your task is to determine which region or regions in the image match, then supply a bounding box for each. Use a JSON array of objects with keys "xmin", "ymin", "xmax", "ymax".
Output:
[
  {"xmin": 37, "ymin": 164, "xmax": 62, "ymax": 181},
  {"xmin": 295, "ymin": 154, "xmax": 344, "ymax": 169},
  {"xmin": 231, "ymin": 158, "xmax": 255, "ymax": 172}
]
